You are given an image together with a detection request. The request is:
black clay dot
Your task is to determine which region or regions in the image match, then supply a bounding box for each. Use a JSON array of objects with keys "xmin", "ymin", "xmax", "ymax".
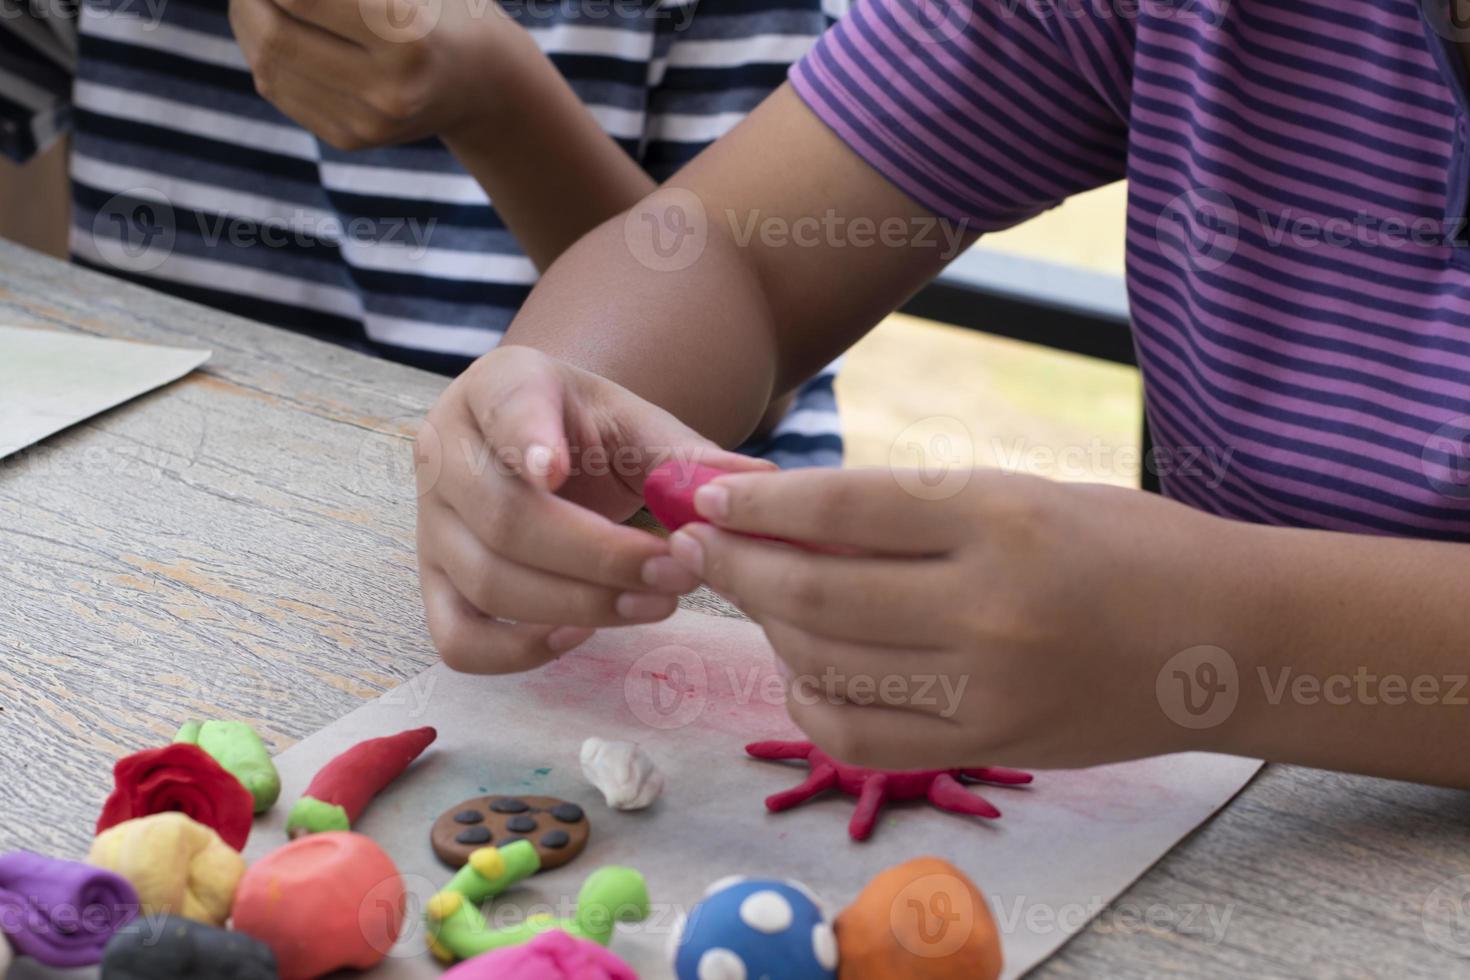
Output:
[
  {"xmin": 490, "ymin": 799, "xmax": 529, "ymax": 814},
  {"xmin": 455, "ymin": 826, "xmax": 493, "ymax": 845},
  {"xmin": 453, "ymin": 810, "xmax": 484, "ymax": 825},
  {"xmin": 507, "ymin": 815, "xmax": 537, "ymax": 833},
  {"xmin": 550, "ymin": 803, "xmax": 584, "ymax": 823},
  {"xmin": 540, "ymin": 830, "xmax": 570, "ymax": 849}
]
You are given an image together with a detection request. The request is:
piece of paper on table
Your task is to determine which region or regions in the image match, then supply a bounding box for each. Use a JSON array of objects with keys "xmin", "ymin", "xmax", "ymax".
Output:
[
  {"xmin": 0, "ymin": 326, "xmax": 209, "ymax": 460},
  {"xmin": 241, "ymin": 609, "xmax": 1262, "ymax": 979}
]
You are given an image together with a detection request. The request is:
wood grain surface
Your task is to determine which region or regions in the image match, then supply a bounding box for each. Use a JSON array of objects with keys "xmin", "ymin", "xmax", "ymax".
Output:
[{"xmin": 1, "ymin": 239, "xmax": 1468, "ymax": 977}]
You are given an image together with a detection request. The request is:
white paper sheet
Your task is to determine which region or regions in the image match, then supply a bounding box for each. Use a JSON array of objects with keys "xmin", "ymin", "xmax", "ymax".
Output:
[
  {"xmin": 238, "ymin": 610, "xmax": 1262, "ymax": 979},
  {"xmin": 0, "ymin": 326, "xmax": 209, "ymax": 460}
]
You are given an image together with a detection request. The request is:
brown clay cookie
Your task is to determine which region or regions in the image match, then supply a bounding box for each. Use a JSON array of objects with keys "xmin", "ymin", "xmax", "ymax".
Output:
[{"xmin": 431, "ymin": 795, "xmax": 589, "ymax": 870}]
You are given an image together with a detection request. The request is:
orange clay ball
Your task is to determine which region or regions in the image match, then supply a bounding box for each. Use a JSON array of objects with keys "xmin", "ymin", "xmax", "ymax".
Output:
[
  {"xmin": 836, "ymin": 857, "xmax": 1002, "ymax": 980},
  {"xmin": 231, "ymin": 832, "xmax": 405, "ymax": 980}
]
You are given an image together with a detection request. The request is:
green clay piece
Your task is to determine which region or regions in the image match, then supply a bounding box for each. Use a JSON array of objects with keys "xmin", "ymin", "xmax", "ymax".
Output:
[
  {"xmin": 427, "ymin": 865, "xmax": 648, "ymax": 962},
  {"xmin": 285, "ymin": 796, "xmax": 350, "ymax": 835},
  {"xmin": 572, "ymin": 866, "xmax": 651, "ymax": 946},
  {"xmin": 446, "ymin": 841, "xmax": 541, "ymax": 905},
  {"xmin": 174, "ymin": 720, "xmax": 281, "ymax": 814}
]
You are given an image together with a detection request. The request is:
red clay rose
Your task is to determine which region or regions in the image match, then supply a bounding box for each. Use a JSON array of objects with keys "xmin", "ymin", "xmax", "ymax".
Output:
[{"xmin": 96, "ymin": 744, "xmax": 254, "ymax": 851}]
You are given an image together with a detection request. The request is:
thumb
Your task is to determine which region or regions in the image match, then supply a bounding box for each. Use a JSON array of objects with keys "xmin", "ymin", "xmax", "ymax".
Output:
[{"xmin": 468, "ymin": 364, "xmax": 571, "ymax": 494}]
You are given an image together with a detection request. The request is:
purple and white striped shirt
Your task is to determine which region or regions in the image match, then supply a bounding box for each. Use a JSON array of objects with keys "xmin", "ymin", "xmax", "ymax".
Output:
[{"xmin": 793, "ymin": 0, "xmax": 1470, "ymax": 538}]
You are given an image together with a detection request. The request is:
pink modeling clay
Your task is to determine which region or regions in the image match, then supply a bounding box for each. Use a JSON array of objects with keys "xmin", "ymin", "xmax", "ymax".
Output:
[
  {"xmin": 442, "ymin": 929, "xmax": 636, "ymax": 980},
  {"xmin": 644, "ymin": 461, "xmax": 798, "ymax": 549},
  {"xmin": 643, "ymin": 462, "xmax": 732, "ymax": 532},
  {"xmin": 746, "ymin": 740, "xmax": 1034, "ymax": 841}
]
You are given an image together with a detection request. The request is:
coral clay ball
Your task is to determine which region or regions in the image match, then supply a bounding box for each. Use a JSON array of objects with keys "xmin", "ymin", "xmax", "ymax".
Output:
[{"xmin": 231, "ymin": 832, "xmax": 405, "ymax": 980}]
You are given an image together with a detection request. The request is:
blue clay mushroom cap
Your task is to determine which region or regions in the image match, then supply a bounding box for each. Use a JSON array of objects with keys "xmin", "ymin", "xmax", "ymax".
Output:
[{"xmin": 671, "ymin": 877, "xmax": 838, "ymax": 980}]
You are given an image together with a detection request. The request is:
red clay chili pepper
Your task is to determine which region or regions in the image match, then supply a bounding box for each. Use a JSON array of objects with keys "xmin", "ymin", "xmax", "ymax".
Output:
[{"xmin": 285, "ymin": 727, "xmax": 436, "ymax": 838}]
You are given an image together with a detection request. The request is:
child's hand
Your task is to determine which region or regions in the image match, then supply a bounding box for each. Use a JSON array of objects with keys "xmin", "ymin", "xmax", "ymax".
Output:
[
  {"xmin": 416, "ymin": 346, "xmax": 769, "ymax": 674},
  {"xmin": 229, "ymin": 0, "xmax": 533, "ymax": 149},
  {"xmin": 666, "ymin": 468, "xmax": 1251, "ymax": 771}
]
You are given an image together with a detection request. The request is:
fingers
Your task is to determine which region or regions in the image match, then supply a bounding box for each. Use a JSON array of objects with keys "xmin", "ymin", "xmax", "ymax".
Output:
[
  {"xmin": 784, "ymin": 697, "xmax": 961, "ymax": 771},
  {"xmin": 420, "ymin": 564, "xmax": 593, "ymax": 675},
  {"xmin": 669, "ymin": 523, "xmax": 965, "ymax": 646},
  {"xmin": 760, "ymin": 617, "xmax": 964, "ymax": 715},
  {"xmin": 234, "ymin": 2, "xmax": 416, "ymax": 149},
  {"xmin": 268, "ymin": 0, "xmax": 379, "ymax": 45},
  {"xmin": 464, "ymin": 347, "xmax": 572, "ymax": 493},
  {"xmin": 423, "ymin": 502, "xmax": 680, "ymax": 627},
  {"xmin": 691, "ymin": 467, "xmax": 960, "ymax": 554},
  {"xmin": 441, "ymin": 470, "xmax": 677, "ymax": 593},
  {"xmin": 234, "ymin": 0, "xmax": 363, "ymax": 84},
  {"xmin": 423, "ymin": 383, "xmax": 674, "ymax": 596},
  {"xmin": 257, "ymin": 68, "xmax": 395, "ymax": 150}
]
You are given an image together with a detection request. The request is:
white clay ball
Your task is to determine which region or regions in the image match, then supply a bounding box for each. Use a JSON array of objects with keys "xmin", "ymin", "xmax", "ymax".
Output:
[{"xmin": 579, "ymin": 737, "xmax": 665, "ymax": 810}]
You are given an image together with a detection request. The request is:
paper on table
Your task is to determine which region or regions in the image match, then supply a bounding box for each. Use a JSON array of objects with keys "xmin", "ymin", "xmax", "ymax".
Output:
[
  {"xmin": 0, "ymin": 326, "xmax": 209, "ymax": 460},
  {"xmin": 241, "ymin": 609, "xmax": 1262, "ymax": 979}
]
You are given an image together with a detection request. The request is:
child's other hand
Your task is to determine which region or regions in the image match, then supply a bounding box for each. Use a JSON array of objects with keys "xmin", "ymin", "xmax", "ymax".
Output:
[
  {"xmin": 229, "ymin": 0, "xmax": 531, "ymax": 149},
  {"xmin": 416, "ymin": 346, "xmax": 770, "ymax": 674},
  {"xmin": 667, "ymin": 469, "xmax": 1251, "ymax": 771}
]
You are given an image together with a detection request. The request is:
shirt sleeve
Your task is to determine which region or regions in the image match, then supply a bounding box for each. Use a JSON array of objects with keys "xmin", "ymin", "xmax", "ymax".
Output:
[
  {"xmin": 790, "ymin": 0, "xmax": 1131, "ymax": 231},
  {"xmin": 0, "ymin": 0, "xmax": 76, "ymax": 162},
  {"xmin": 640, "ymin": 0, "xmax": 846, "ymax": 182}
]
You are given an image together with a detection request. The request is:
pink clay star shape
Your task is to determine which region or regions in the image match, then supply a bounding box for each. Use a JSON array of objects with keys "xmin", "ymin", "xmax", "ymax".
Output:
[{"xmin": 746, "ymin": 740, "xmax": 1033, "ymax": 841}]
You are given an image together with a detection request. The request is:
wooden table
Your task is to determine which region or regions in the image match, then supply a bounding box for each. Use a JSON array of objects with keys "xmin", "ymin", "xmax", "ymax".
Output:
[{"xmin": 2, "ymin": 239, "xmax": 1467, "ymax": 978}]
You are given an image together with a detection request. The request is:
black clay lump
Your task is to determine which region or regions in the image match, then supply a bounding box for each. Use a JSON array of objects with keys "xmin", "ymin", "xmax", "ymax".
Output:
[{"xmin": 102, "ymin": 915, "xmax": 279, "ymax": 980}]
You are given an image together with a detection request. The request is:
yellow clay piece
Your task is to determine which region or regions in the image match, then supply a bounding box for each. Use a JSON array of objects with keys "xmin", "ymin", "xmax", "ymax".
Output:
[
  {"xmin": 427, "ymin": 890, "xmax": 465, "ymax": 921},
  {"xmin": 88, "ymin": 812, "xmax": 244, "ymax": 926},
  {"xmin": 468, "ymin": 847, "xmax": 506, "ymax": 880},
  {"xmin": 428, "ymin": 935, "xmax": 455, "ymax": 963}
]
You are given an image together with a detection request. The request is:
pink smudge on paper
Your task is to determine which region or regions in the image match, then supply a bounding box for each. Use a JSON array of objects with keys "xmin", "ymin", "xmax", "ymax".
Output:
[{"xmin": 516, "ymin": 613, "xmax": 801, "ymax": 740}]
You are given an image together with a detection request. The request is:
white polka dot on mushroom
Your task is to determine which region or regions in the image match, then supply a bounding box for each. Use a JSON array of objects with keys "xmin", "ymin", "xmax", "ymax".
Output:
[
  {"xmin": 739, "ymin": 890, "xmax": 794, "ymax": 934},
  {"xmin": 698, "ymin": 948, "xmax": 747, "ymax": 980},
  {"xmin": 812, "ymin": 922, "xmax": 838, "ymax": 970}
]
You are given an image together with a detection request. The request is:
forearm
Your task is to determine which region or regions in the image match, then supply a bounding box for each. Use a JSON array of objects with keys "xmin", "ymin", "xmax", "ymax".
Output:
[
  {"xmin": 505, "ymin": 208, "xmax": 783, "ymax": 448},
  {"xmin": 441, "ymin": 33, "xmax": 653, "ymax": 273},
  {"xmin": 501, "ymin": 84, "xmax": 970, "ymax": 447},
  {"xmin": 1214, "ymin": 523, "xmax": 1470, "ymax": 786}
]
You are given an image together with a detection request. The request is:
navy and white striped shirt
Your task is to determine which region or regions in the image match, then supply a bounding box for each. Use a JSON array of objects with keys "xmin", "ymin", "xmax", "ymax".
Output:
[{"xmin": 1, "ymin": 0, "xmax": 846, "ymax": 467}]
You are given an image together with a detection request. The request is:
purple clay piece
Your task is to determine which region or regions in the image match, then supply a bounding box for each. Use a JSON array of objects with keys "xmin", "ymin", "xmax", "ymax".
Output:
[{"xmin": 0, "ymin": 851, "xmax": 139, "ymax": 967}]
